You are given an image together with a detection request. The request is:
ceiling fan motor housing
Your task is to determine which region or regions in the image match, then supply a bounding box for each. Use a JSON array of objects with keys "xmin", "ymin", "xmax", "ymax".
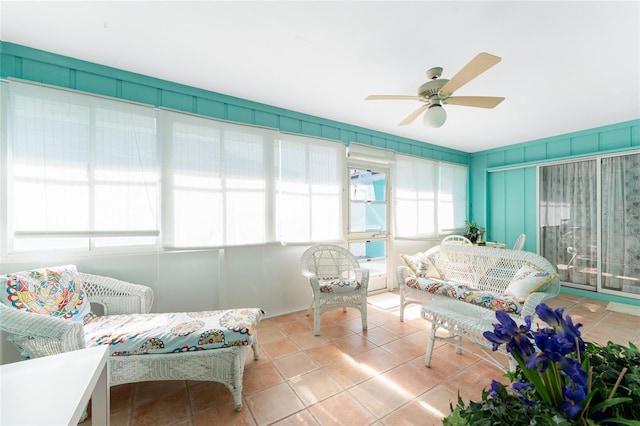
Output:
[{"xmin": 418, "ymin": 79, "xmax": 449, "ymax": 99}]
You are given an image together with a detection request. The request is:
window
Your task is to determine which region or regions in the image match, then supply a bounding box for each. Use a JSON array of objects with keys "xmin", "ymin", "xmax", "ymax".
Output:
[
  {"xmin": 275, "ymin": 134, "xmax": 344, "ymax": 243},
  {"xmin": 394, "ymin": 154, "xmax": 467, "ymax": 238},
  {"xmin": 4, "ymin": 81, "xmax": 159, "ymax": 254},
  {"xmin": 161, "ymin": 110, "xmax": 273, "ymax": 248}
]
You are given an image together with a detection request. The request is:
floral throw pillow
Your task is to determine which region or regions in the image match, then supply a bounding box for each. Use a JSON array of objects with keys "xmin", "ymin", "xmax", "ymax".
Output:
[
  {"xmin": 0, "ymin": 265, "xmax": 94, "ymax": 325},
  {"xmin": 400, "ymin": 252, "xmax": 441, "ymax": 279},
  {"xmin": 504, "ymin": 263, "xmax": 558, "ymax": 303}
]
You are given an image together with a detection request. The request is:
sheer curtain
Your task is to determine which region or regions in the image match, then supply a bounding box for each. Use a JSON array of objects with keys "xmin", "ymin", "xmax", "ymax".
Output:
[
  {"xmin": 601, "ymin": 153, "xmax": 640, "ymax": 295},
  {"xmin": 539, "ymin": 160, "xmax": 597, "ymax": 288}
]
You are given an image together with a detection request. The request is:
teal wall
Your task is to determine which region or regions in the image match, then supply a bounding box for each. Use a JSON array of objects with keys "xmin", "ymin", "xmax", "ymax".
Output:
[
  {"xmin": 0, "ymin": 41, "xmax": 469, "ymax": 165},
  {"xmin": 470, "ymin": 120, "xmax": 640, "ymax": 252}
]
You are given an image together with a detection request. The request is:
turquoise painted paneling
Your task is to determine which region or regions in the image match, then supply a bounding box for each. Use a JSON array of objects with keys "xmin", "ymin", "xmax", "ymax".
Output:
[
  {"xmin": 469, "ymin": 155, "xmax": 487, "ymax": 227},
  {"xmin": 76, "ymin": 71, "xmax": 118, "ymax": 97},
  {"xmin": 546, "ymin": 137, "xmax": 571, "ymax": 158},
  {"xmin": 524, "ymin": 143, "xmax": 546, "ymax": 162},
  {"xmin": 161, "ymin": 90, "xmax": 193, "ymax": 112},
  {"xmin": 371, "ymin": 136, "xmax": 386, "ymax": 148},
  {"xmin": 228, "ymin": 104, "xmax": 253, "ymax": 124},
  {"xmin": 385, "ymin": 140, "xmax": 399, "ymax": 152},
  {"xmin": 355, "ymin": 133, "xmax": 372, "ymax": 144},
  {"xmin": 197, "ymin": 97, "xmax": 226, "ymax": 120},
  {"xmin": 633, "ymin": 125, "xmax": 640, "ymax": 146},
  {"xmin": 341, "ymin": 130, "xmax": 356, "ymax": 144},
  {"xmin": 279, "ymin": 116, "xmax": 301, "ymax": 133},
  {"xmin": 523, "ymin": 167, "xmax": 537, "ymax": 251},
  {"xmin": 504, "ymin": 147, "xmax": 524, "ymax": 165},
  {"xmin": 301, "ymin": 121, "xmax": 322, "ymax": 138},
  {"xmin": 571, "ymin": 133, "xmax": 599, "ymax": 155},
  {"xmin": 600, "ymin": 127, "xmax": 631, "ymax": 151},
  {"xmin": 487, "ymin": 171, "xmax": 506, "ymax": 244},
  {"xmin": 0, "ymin": 53, "xmax": 17, "ymax": 78},
  {"xmin": 122, "ymin": 81, "xmax": 157, "ymax": 105},
  {"xmin": 487, "ymin": 151, "xmax": 505, "ymax": 168},
  {"xmin": 321, "ymin": 125, "xmax": 340, "ymax": 141},
  {"xmin": 504, "ymin": 168, "xmax": 525, "ymax": 248},
  {"xmin": 22, "ymin": 58, "xmax": 70, "ymax": 87}
]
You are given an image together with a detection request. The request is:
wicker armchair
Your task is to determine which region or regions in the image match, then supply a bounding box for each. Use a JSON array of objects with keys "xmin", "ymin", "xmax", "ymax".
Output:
[
  {"xmin": 0, "ymin": 267, "xmax": 261, "ymax": 412},
  {"xmin": 441, "ymin": 235, "xmax": 473, "ymax": 246},
  {"xmin": 512, "ymin": 233, "xmax": 527, "ymax": 250},
  {"xmin": 300, "ymin": 245, "xmax": 369, "ymax": 335}
]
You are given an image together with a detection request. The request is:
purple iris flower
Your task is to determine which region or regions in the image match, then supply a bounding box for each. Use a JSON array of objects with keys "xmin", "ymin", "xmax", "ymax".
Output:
[
  {"xmin": 483, "ymin": 311, "xmax": 535, "ymax": 357},
  {"xmin": 488, "ymin": 379, "xmax": 502, "ymax": 398},
  {"xmin": 561, "ymin": 381, "xmax": 586, "ymax": 418},
  {"xmin": 559, "ymin": 357, "xmax": 588, "ymax": 387},
  {"xmin": 535, "ymin": 304, "xmax": 585, "ymax": 353}
]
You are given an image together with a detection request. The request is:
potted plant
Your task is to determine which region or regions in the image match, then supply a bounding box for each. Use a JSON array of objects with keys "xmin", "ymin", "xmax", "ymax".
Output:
[
  {"xmin": 463, "ymin": 220, "xmax": 483, "ymax": 243},
  {"xmin": 443, "ymin": 304, "xmax": 640, "ymax": 425}
]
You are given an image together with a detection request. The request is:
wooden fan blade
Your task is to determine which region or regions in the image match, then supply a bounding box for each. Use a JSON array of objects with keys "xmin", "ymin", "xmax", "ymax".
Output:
[
  {"xmin": 444, "ymin": 96, "xmax": 505, "ymax": 108},
  {"xmin": 439, "ymin": 52, "xmax": 501, "ymax": 97},
  {"xmin": 365, "ymin": 95, "xmax": 424, "ymax": 101},
  {"xmin": 398, "ymin": 104, "xmax": 429, "ymax": 126}
]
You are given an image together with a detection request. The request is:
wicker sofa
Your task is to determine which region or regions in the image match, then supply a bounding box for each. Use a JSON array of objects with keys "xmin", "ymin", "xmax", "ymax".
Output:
[
  {"xmin": 397, "ymin": 244, "xmax": 560, "ymax": 370},
  {"xmin": 0, "ymin": 265, "xmax": 262, "ymax": 412}
]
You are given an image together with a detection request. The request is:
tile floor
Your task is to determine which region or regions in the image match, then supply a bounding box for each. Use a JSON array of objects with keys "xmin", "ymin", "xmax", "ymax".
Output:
[{"xmin": 85, "ymin": 292, "xmax": 640, "ymax": 426}]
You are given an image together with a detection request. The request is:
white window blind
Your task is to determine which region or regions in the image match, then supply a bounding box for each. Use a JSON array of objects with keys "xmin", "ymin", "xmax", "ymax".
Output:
[
  {"xmin": 161, "ymin": 110, "xmax": 275, "ymax": 248},
  {"xmin": 438, "ymin": 162, "xmax": 468, "ymax": 233},
  {"xmin": 394, "ymin": 154, "xmax": 467, "ymax": 237},
  {"xmin": 6, "ymin": 82, "xmax": 159, "ymax": 253},
  {"xmin": 275, "ymin": 134, "xmax": 344, "ymax": 243},
  {"xmin": 395, "ymin": 155, "xmax": 437, "ymax": 237}
]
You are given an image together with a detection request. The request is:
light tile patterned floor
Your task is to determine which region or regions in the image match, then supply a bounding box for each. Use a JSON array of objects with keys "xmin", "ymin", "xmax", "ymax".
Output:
[{"xmin": 85, "ymin": 292, "xmax": 640, "ymax": 426}]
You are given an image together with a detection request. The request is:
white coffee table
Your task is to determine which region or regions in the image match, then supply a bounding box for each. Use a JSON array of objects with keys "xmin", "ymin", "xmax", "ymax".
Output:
[{"xmin": 1, "ymin": 345, "xmax": 110, "ymax": 425}]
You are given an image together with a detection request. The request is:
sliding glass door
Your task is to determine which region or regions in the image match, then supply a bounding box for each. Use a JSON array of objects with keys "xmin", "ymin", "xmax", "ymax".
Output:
[
  {"xmin": 601, "ymin": 153, "xmax": 640, "ymax": 296},
  {"xmin": 539, "ymin": 152, "xmax": 640, "ymax": 298}
]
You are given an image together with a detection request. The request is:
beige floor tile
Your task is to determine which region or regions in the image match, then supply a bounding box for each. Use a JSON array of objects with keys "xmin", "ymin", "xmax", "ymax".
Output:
[
  {"xmin": 271, "ymin": 409, "xmax": 320, "ymax": 425},
  {"xmin": 261, "ymin": 337, "xmax": 302, "ymax": 359},
  {"xmin": 308, "ymin": 392, "xmax": 376, "ymax": 425},
  {"xmin": 304, "ymin": 343, "xmax": 350, "ymax": 366},
  {"xmin": 273, "ymin": 351, "xmax": 320, "ymax": 379},
  {"xmin": 131, "ymin": 387, "xmax": 191, "ymax": 426},
  {"xmin": 348, "ymin": 375, "xmax": 413, "ymax": 418},
  {"xmin": 245, "ymin": 383, "xmax": 305, "ymax": 425},
  {"xmin": 242, "ymin": 362, "xmax": 285, "ymax": 395},
  {"xmin": 288, "ymin": 369, "xmax": 344, "ymax": 406}
]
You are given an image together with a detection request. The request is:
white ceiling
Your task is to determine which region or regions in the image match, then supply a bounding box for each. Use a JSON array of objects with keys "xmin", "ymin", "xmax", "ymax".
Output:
[{"xmin": 1, "ymin": 1, "xmax": 639, "ymax": 153}]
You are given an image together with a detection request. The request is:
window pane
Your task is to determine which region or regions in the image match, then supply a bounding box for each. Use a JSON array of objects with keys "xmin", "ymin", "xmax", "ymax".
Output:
[
  {"xmin": 7, "ymin": 82, "xmax": 159, "ymax": 254},
  {"xmin": 276, "ymin": 135, "xmax": 343, "ymax": 243}
]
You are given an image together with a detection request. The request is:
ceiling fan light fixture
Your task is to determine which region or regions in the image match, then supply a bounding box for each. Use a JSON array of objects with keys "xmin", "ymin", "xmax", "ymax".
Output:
[{"xmin": 424, "ymin": 104, "xmax": 446, "ymax": 128}]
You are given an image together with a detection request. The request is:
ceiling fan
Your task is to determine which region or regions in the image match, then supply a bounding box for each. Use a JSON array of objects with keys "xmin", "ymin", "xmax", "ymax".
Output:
[{"xmin": 365, "ymin": 52, "xmax": 505, "ymax": 128}]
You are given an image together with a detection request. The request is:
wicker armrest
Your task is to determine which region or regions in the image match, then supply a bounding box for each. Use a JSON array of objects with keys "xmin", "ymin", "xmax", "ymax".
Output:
[
  {"xmin": 360, "ymin": 269, "xmax": 370, "ymax": 290},
  {"xmin": 0, "ymin": 303, "xmax": 85, "ymax": 358},
  {"xmin": 520, "ymin": 274, "xmax": 560, "ymax": 318},
  {"xmin": 396, "ymin": 265, "xmax": 412, "ymax": 286},
  {"xmin": 78, "ymin": 272, "xmax": 154, "ymax": 315}
]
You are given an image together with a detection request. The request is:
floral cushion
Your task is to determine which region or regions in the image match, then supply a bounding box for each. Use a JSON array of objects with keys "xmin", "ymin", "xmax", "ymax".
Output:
[
  {"xmin": 0, "ymin": 265, "xmax": 94, "ymax": 325},
  {"xmin": 461, "ymin": 291, "xmax": 522, "ymax": 314},
  {"xmin": 84, "ymin": 308, "xmax": 263, "ymax": 355},
  {"xmin": 319, "ymin": 278, "xmax": 361, "ymax": 293},
  {"xmin": 504, "ymin": 263, "xmax": 558, "ymax": 303},
  {"xmin": 405, "ymin": 277, "xmax": 521, "ymax": 314},
  {"xmin": 400, "ymin": 252, "xmax": 441, "ymax": 279}
]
